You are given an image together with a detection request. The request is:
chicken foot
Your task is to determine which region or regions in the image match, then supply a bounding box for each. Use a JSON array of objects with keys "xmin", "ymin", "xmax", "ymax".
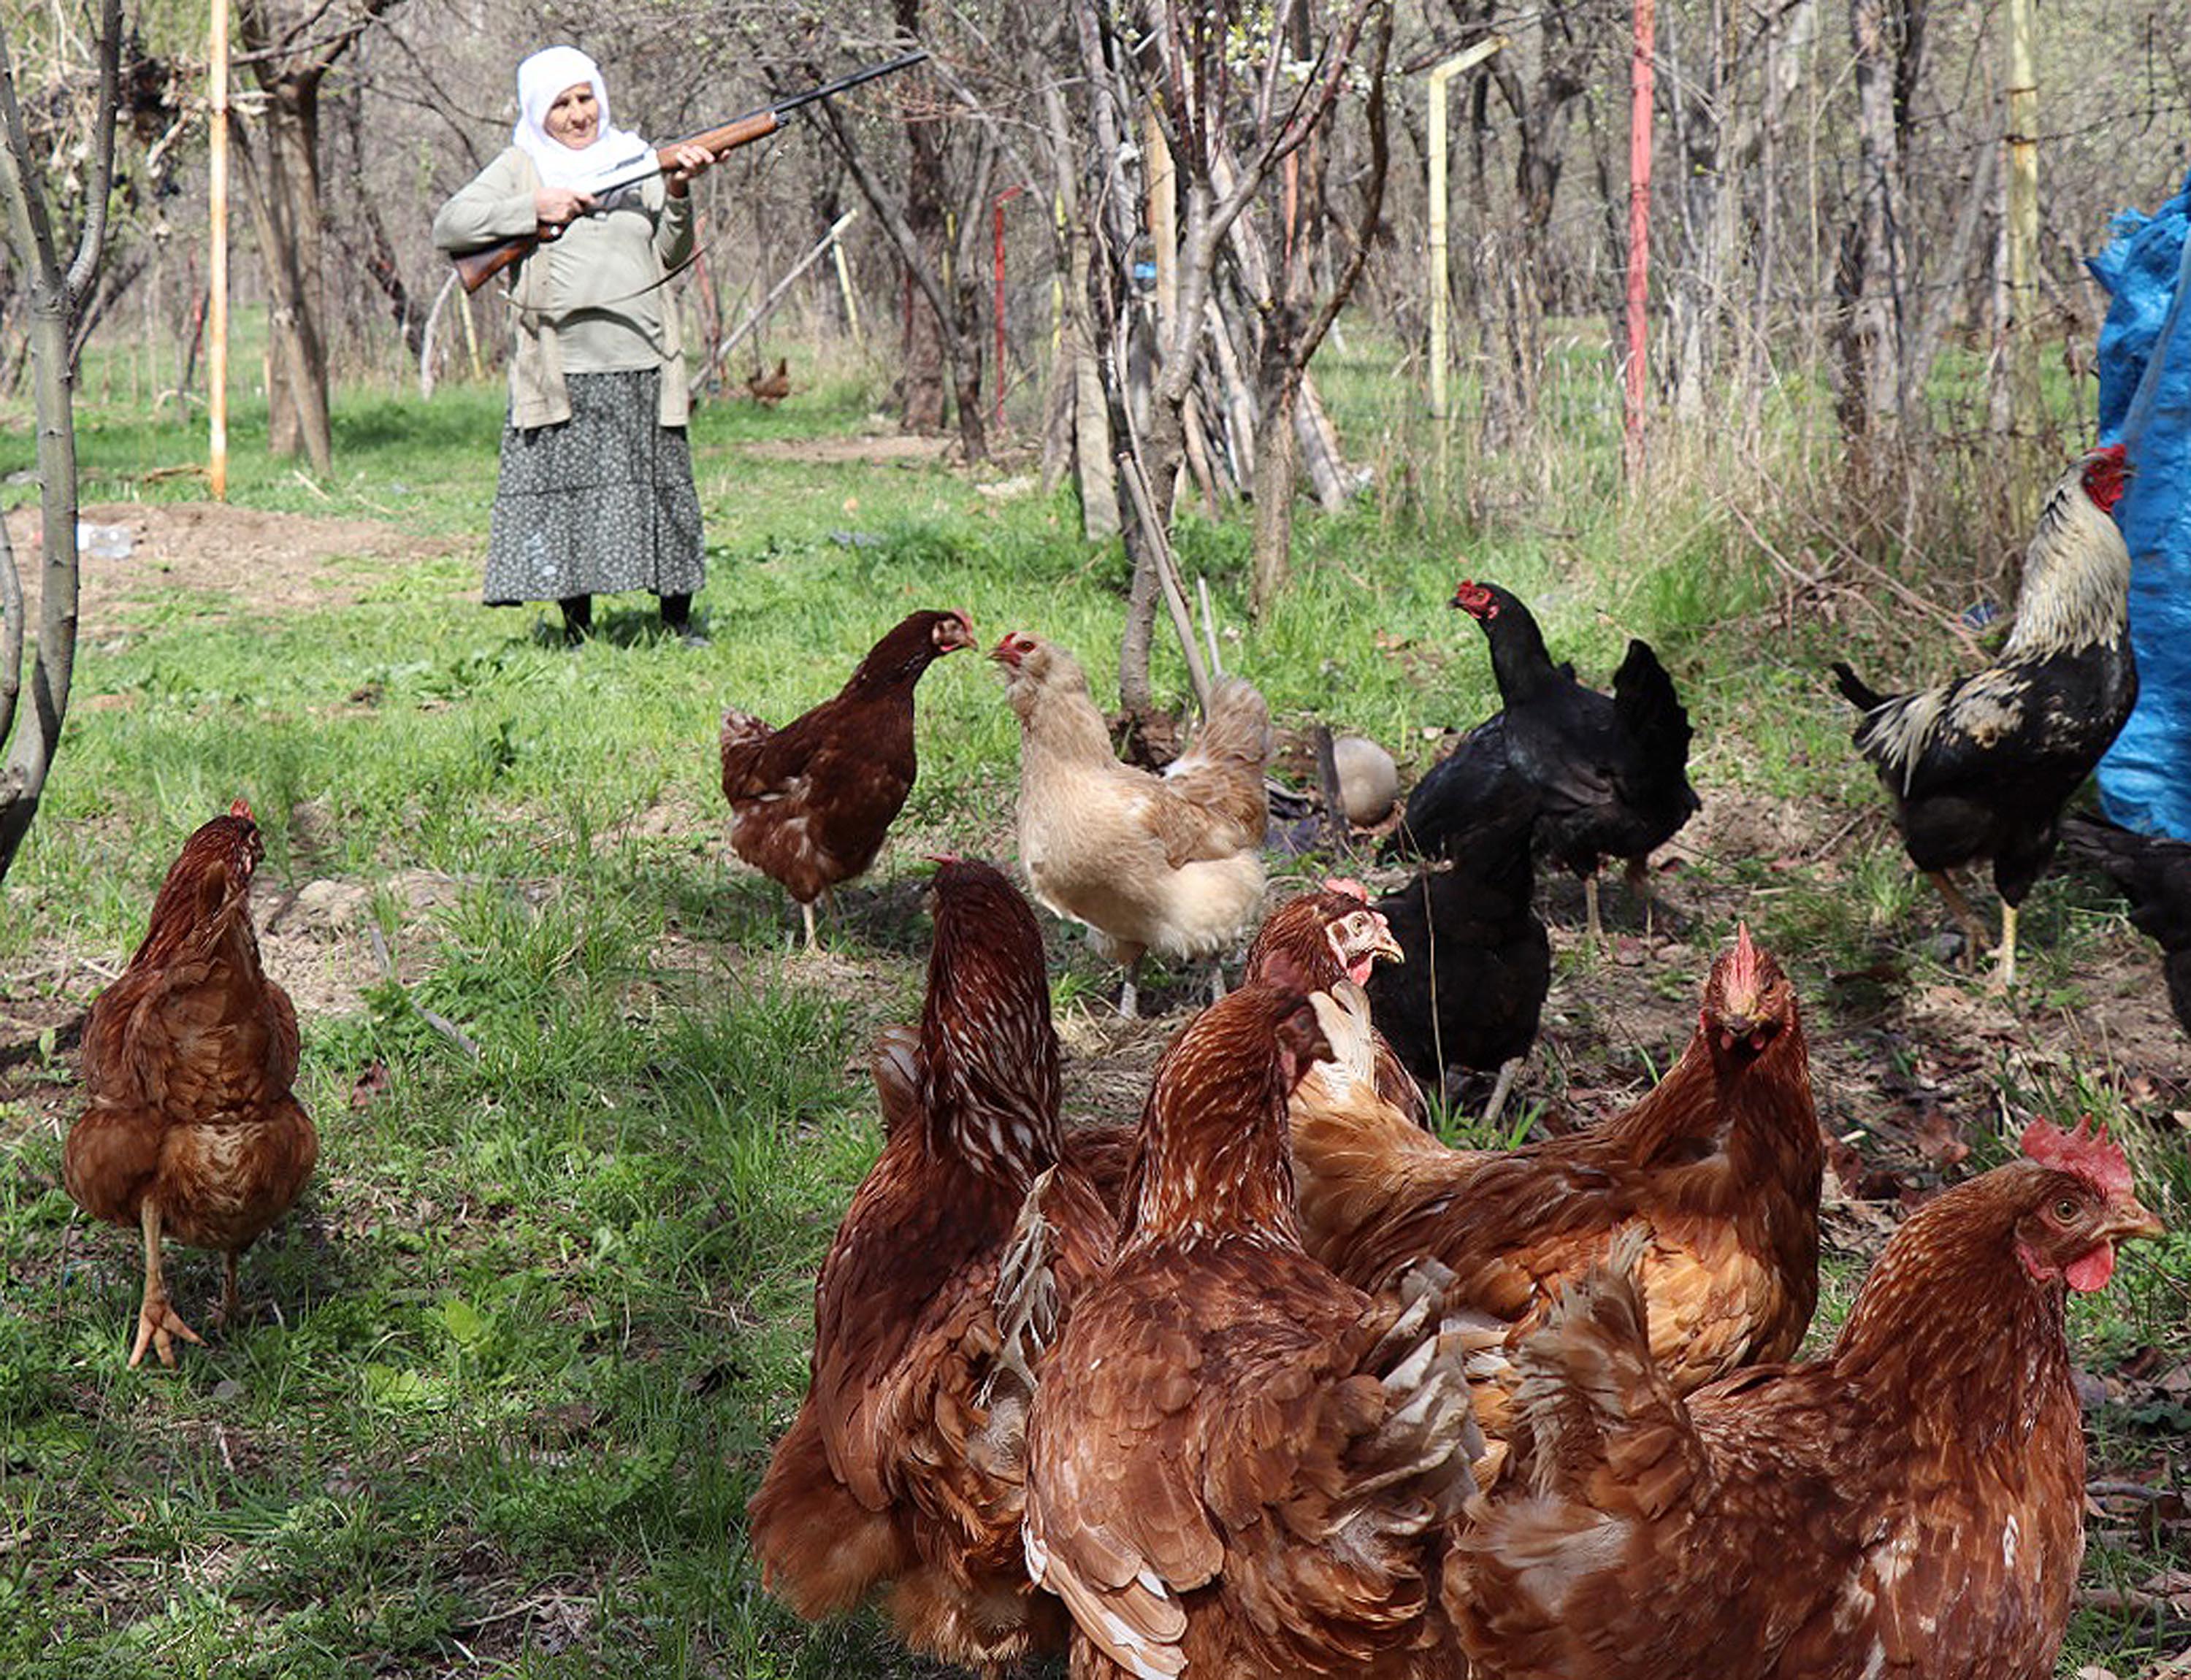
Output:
[
  {"xmin": 1925, "ymin": 871, "xmax": 1995, "ymax": 976},
  {"xmin": 131, "ymin": 1199, "xmax": 206, "ymax": 1370}
]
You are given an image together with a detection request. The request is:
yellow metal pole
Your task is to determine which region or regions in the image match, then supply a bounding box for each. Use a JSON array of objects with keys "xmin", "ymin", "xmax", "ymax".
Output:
[
  {"xmin": 1426, "ymin": 37, "xmax": 1507, "ymax": 421},
  {"xmin": 207, "ymin": 0, "xmax": 229, "ymax": 500}
]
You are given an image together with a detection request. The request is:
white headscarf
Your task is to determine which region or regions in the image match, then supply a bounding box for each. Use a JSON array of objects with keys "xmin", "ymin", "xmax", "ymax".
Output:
[{"xmin": 511, "ymin": 46, "xmax": 646, "ymax": 188}]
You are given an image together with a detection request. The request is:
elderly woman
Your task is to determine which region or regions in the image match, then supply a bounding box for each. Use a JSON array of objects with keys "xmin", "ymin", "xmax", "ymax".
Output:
[{"xmin": 434, "ymin": 47, "xmax": 714, "ymax": 645}]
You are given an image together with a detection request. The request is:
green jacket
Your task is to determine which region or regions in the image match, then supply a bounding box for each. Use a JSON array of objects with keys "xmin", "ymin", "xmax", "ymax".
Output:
[{"xmin": 432, "ymin": 146, "xmax": 692, "ymax": 430}]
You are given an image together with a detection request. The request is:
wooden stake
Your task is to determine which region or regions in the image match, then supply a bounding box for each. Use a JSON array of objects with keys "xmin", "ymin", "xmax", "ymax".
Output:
[
  {"xmin": 2005, "ymin": 0, "xmax": 2041, "ymax": 532},
  {"xmin": 1424, "ymin": 38, "xmax": 1507, "ymax": 423},
  {"xmin": 1624, "ymin": 0, "xmax": 1656, "ymax": 483}
]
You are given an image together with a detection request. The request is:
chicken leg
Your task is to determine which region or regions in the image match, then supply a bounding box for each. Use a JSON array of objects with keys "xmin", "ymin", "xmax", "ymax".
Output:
[
  {"xmin": 1624, "ymin": 856, "xmax": 1656, "ymax": 939},
  {"xmin": 1583, "ymin": 875, "xmax": 1605, "ymax": 948},
  {"xmin": 1992, "ymin": 901, "xmax": 2020, "ymax": 993},
  {"xmin": 1482, "ymin": 1056, "xmax": 1523, "ymax": 1127},
  {"xmin": 131, "ymin": 1199, "xmax": 205, "ymax": 1370},
  {"xmin": 798, "ymin": 898, "xmax": 819, "ymax": 952},
  {"xmin": 1926, "ymin": 871, "xmax": 1993, "ymax": 974}
]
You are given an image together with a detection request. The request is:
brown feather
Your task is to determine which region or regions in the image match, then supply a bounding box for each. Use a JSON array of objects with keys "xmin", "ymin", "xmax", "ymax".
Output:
[
  {"xmin": 747, "ymin": 860, "xmax": 1112, "ymax": 1672},
  {"xmin": 1291, "ymin": 930, "xmax": 1822, "ymax": 1461},
  {"xmin": 1450, "ymin": 1157, "xmax": 2164, "ymax": 1679},
  {"xmin": 1027, "ymin": 983, "xmax": 1482, "ymax": 1679}
]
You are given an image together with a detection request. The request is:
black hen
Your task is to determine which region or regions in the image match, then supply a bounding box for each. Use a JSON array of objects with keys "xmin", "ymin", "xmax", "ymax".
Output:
[
  {"xmin": 1449, "ymin": 580, "xmax": 1700, "ymax": 943},
  {"xmin": 1366, "ymin": 799, "xmax": 1549, "ymax": 1121},
  {"xmin": 1830, "ymin": 445, "xmax": 2133, "ymax": 989},
  {"xmin": 1385, "ymin": 713, "xmax": 1535, "ymax": 864},
  {"xmin": 2062, "ymin": 810, "xmax": 2191, "ymax": 1034}
]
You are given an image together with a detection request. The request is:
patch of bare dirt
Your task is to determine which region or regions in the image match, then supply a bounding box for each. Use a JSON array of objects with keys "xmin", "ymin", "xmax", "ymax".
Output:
[
  {"xmin": 0, "ymin": 867, "xmax": 464, "ymax": 1140},
  {"xmin": 4, "ymin": 500, "xmax": 462, "ymax": 625},
  {"xmin": 730, "ymin": 431, "xmax": 952, "ymax": 466}
]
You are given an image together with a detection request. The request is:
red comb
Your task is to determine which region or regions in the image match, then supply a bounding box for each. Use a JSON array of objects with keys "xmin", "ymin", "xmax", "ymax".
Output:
[
  {"xmin": 229, "ymin": 797, "xmax": 253, "ymax": 821},
  {"xmin": 2021, "ymin": 1116, "xmax": 2133, "ymax": 1197},
  {"xmin": 1723, "ymin": 921, "xmax": 1761, "ymax": 988},
  {"xmin": 2081, "ymin": 445, "xmax": 2131, "ymax": 514},
  {"xmin": 1323, "ymin": 876, "xmax": 1369, "ymax": 904}
]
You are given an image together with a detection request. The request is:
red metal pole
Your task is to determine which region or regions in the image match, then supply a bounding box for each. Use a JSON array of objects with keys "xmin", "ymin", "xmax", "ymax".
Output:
[{"xmin": 1624, "ymin": 0, "xmax": 1656, "ymax": 481}]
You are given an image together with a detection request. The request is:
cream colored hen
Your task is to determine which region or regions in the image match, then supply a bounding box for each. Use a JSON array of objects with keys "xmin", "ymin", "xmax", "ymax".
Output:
[{"xmin": 990, "ymin": 632, "xmax": 1269, "ymax": 1016}]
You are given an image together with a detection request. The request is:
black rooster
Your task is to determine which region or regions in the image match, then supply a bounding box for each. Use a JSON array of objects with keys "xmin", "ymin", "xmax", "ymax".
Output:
[
  {"xmin": 1831, "ymin": 445, "xmax": 2133, "ymax": 989},
  {"xmin": 1448, "ymin": 580, "xmax": 1700, "ymax": 944},
  {"xmin": 2061, "ymin": 810, "xmax": 2191, "ymax": 1034}
]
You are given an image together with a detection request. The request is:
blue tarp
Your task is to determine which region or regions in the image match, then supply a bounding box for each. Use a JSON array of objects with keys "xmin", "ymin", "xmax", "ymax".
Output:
[{"xmin": 2089, "ymin": 165, "xmax": 2191, "ymax": 840}]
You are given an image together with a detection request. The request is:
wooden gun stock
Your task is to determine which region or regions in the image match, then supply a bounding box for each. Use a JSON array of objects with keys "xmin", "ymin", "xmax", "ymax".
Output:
[
  {"xmin": 446, "ymin": 52, "xmax": 925, "ymax": 294},
  {"xmin": 452, "ymin": 110, "xmax": 783, "ymax": 295}
]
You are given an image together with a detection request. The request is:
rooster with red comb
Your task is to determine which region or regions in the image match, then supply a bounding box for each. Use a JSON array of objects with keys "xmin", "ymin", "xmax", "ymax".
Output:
[{"xmin": 1832, "ymin": 444, "xmax": 2135, "ymax": 989}]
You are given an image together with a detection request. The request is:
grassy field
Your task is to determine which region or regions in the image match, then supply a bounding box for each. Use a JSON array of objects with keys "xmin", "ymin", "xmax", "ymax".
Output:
[{"xmin": 1, "ymin": 345, "xmax": 2187, "ymax": 1677}]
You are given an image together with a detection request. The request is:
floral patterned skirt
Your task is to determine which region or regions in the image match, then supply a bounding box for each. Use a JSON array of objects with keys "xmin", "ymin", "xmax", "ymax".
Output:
[{"xmin": 483, "ymin": 367, "xmax": 706, "ymax": 605}]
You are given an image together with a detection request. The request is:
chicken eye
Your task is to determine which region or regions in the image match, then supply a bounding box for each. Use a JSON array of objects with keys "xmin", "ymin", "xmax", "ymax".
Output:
[{"xmin": 2052, "ymin": 1196, "xmax": 2081, "ymax": 1224}]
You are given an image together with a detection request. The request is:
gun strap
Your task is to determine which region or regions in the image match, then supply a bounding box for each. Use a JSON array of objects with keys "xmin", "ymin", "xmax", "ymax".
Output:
[{"xmin": 502, "ymin": 248, "xmax": 700, "ymax": 320}]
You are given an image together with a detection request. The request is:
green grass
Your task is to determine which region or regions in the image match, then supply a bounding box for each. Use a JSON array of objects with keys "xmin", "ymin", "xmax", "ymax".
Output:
[{"xmin": 2, "ymin": 334, "xmax": 2186, "ymax": 1676}]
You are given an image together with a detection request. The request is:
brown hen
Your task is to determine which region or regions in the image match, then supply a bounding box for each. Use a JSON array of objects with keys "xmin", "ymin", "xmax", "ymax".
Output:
[
  {"xmin": 1291, "ymin": 926, "xmax": 1821, "ymax": 1459},
  {"xmin": 992, "ymin": 632, "xmax": 1269, "ymax": 1016},
  {"xmin": 1058, "ymin": 882, "xmax": 1415, "ymax": 1222},
  {"xmin": 721, "ymin": 608, "xmax": 975, "ymax": 948},
  {"xmin": 1244, "ymin": 880, "xmax": 1422, "ymax": 1122},
  {"xmin": 1022, "ymin": 982, "xmax": 1485, "ymax": 1679},
  {"xmin": 1450, "ymin": 1120, "xmax": 2165, "ymax": 1679},
  {"xmin": 746, "ymin": 356, "xmax": 792, "ymax": 407},
  {"xmin": 746, "ymin": 859, "xmax": 1114, "ymax": 1673},
  {"xmin": 64, "ymin": 799, "xmax": 318, "ymax": 1368}
]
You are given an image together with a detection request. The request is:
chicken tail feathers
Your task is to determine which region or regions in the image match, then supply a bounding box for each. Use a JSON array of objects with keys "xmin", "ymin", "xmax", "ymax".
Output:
[
  {"xmin": 1342, "ymin": 1258, "xmax": 1491, "ymax": 1525},
  {"xmin": 1187, "ymin": 675, "xmax": 1275, "ymax": 775},
  {"xmin": 984, "ymin": 1167, "xmax": 1066, "ymax": 1413},
  {"xmin": 1612, "ymin": 639, "xmax": 1693, "ymax": 755},
  {"xmin": 1155, "ymin": 675, "xmax": 1274, "ymax": 858},
  {"xmin": 2062, "ymin": 810, "xmax": 2191, "ymax": 948},
  {"xmin": 1508, "ymin": 1231, "xmax": 1702, "ymax": 1508},
  {"xmin": 1831, "ymin": 660, "xmax": 1889, "ymax": 714},
  {"xmin": 719, "ymin": 708, "xmax": 777, "ymax": 799},
  {"xmin": 871, "ymin": 1023, "xmax": 923, "ymax": 1138}
]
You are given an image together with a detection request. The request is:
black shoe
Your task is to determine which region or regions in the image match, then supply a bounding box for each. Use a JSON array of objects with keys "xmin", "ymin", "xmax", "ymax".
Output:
[{"xmin": 670, "ymin": 621, "xmax": 709, "ymax": 648}]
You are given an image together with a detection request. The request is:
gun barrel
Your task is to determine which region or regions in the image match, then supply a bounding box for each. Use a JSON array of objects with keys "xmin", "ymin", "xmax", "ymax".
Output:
[{"xmin": 448, "ymin": 50, "xmax": 928, "ymax": 296}]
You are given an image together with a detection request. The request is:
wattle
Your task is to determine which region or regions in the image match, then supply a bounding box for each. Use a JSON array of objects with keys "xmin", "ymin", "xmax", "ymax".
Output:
[{"xmin": 2065, "ymin": 1242, "xmax": 2115, "ymax": 1293}]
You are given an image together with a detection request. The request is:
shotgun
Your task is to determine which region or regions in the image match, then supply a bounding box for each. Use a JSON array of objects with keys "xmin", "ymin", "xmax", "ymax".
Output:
[{"xmin": 450, "ymin": 50, "xmax": 928, "ymax": 295}]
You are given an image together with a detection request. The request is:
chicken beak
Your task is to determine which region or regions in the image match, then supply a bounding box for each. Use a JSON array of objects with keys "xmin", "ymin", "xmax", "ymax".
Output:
[
  {"xmin": 2100, "ymin": 1197, "xmax": 2166, "ymax": 1245},
  {"xmin": 1368, "ymin": 918, "xmax": 1403, "ymax": 966}
]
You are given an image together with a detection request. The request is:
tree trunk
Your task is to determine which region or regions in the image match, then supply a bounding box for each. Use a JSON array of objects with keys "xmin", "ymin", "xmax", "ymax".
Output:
[
  {"xmin": 0, "ymin": 0, "xmax": 115, "ymax": 886},
  {"xmin": 897, "ymin": 0, "xmax": 948, "ymax": 433},
  {"xmin": 1834, "ymin": 0, "xmax": 1911, "ymax": 464},
  {"xmin": 232, "ymin": 71, "xmax": 333, "ymax": 473},
  {"xmin": 0, "ymin": 291, "xmax": 82, "ymax": 881},
  {"xmin": 1249, "ymin": 353, "xmax": 1301, "ymax": 618}
]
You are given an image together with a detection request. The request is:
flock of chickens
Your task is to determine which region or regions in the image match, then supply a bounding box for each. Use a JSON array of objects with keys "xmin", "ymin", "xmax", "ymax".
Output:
[{"xmin": 55, "ymin": 442, "xmax": 2182, "ymax": 1676}]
